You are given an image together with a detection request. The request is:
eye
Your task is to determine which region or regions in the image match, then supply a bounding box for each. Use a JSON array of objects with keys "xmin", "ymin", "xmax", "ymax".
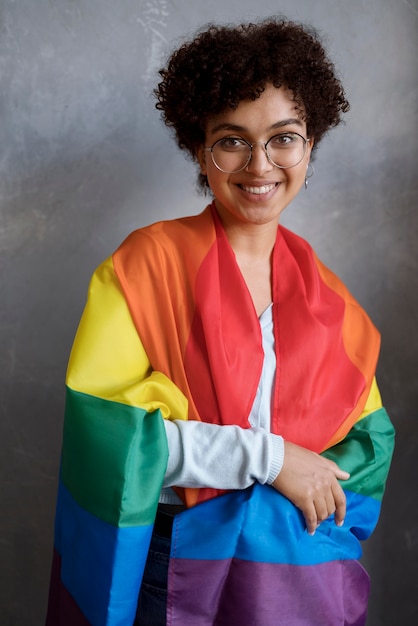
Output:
[
  {"xmin": 269, "ymin": 133, "xmax": 299, "ymax": 148},
  {"xmin": 216, "ymin": 137, "xmax": 248, "ymax": 152}
]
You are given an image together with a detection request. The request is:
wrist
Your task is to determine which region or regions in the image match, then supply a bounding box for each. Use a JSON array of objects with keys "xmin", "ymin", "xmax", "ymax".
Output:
[{"xmin": 266, "ymin": 434, "xmax": 284, "ymax": 484}]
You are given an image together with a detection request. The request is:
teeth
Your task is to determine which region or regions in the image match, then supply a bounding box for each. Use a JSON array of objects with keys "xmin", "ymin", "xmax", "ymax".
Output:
[{"xmin": 241, "ymin": 184, "xmax": 276, "ymax": 195}]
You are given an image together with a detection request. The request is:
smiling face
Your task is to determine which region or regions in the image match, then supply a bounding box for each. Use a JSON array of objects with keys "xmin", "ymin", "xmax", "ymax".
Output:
[{"xmin": 198, "ymin": 84, "xmax": 314, "ymax": 231}]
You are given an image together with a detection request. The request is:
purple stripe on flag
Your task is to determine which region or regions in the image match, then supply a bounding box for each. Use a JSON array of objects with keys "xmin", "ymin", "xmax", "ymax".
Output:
[
  {"xmin": 167, "ymin": 557, "xmax": 369, "ymax": 626},
  {"xmin": 46, "ymin": 549, "xmax": 91, "ymax": 626}
]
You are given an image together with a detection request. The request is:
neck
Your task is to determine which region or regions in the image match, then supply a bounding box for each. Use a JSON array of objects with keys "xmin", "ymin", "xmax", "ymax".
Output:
[
  {"xmin": 220, "ymin": 218, "xmax": 278, "ymax": 261},
  {"xmin": 226, "ymin": 223, "xmax": 276, "ymax": 317},
  {"xmin": 211, "ymin": 202, "xmax": 276, "ymax": 316}
]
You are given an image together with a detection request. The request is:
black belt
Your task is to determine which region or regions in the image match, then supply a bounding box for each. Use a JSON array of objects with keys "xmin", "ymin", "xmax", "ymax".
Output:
[{"xmin": 154, "ymin": 504, "xmax": 185, "ymax": 538}]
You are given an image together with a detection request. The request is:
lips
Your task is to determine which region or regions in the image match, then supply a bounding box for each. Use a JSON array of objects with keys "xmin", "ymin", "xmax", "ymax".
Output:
[{"xmin": 239, "ymin": 183, "xmax": 277, "ymax": 195}]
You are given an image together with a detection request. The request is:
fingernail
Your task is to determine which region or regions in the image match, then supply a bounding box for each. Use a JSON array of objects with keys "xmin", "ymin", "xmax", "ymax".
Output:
[
  {"xmin": 337, "ymin": 520, "xmax": 344, "ymax": 527},
  {"xmin": 308, "ymin": 530, "xmax": 315, "ymax": 536}
]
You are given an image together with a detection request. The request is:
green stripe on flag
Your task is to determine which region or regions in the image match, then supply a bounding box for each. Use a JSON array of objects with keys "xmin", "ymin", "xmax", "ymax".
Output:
[
  {"xmin": 322, "ymin": 407, "xmax": 395, "ymax": 501},
  {"xmin": 61, "ymin": 386, "xmax": 169, "ymax": 527}
]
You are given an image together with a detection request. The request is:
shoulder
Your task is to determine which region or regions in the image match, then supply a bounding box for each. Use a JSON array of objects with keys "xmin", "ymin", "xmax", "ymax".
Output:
[
  {"xmin": 112, "ymin": 205, "xmax": 216, "ymax": 278},
  {"xmin": 118, "ymin": 205, "xmax": 215, "ymax": 255},
  {"xmin": 276, "ymin": 225, "xmax": 359, "ymax": 306},
  {"xmin": 277, "ymin": 224, "xmax": 315, "ymax": 256}
]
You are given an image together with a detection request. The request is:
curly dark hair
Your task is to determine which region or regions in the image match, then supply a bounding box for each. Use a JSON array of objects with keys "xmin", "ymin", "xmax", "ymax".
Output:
[{"xmin": 154, "ymin": 17, "xmax": 349, "ymax": 190}]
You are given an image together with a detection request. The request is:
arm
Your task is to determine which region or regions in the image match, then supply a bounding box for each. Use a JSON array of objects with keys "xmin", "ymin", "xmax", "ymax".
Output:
[{"xmin": 163, "ymin": 419, "xmax": 284, "ymax": 490}]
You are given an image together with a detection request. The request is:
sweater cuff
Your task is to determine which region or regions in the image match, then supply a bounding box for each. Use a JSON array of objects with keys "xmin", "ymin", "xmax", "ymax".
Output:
[{"xmin": 266, "ymin": 434, "xmax": 284, "ymax": 484}]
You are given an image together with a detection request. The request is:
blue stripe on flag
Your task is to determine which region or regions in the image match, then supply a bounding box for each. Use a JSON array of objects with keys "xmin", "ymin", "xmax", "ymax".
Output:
[
  {"xmin": 172, "ymin": 483, "xmax": 380, "ymax": 565},
  {"xmin": 55, "ymin": 479, "xmax": 152, "ymax": 626}
]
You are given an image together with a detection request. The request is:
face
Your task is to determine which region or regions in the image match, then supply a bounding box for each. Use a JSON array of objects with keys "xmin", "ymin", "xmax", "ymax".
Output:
[{"xmin": 198, "ymin": 84, "xmax": 314, "ymax": 230}]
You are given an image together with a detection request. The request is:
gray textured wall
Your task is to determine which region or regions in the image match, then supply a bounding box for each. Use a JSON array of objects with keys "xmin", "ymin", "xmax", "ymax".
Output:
[{"xmin": 1, "ymin": 1, "xmax": 417, "ymax": 624}]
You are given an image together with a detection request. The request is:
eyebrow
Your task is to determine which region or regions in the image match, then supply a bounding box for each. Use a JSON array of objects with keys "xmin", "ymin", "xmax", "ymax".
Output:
[{"xmin": 208, "ymin": 118, "xmax": 304, "ymax": 135}]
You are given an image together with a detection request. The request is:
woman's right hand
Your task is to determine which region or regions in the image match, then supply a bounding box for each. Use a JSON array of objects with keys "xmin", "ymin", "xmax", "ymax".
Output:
[{"xmin": 271, "ymin": 440, "xmax": 350, "ymax": 535}]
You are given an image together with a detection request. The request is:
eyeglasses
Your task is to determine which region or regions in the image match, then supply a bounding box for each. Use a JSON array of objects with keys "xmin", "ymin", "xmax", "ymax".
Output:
[{"xmin": 205, "ymin": 132, "xmax": 310, "ymax": 173}]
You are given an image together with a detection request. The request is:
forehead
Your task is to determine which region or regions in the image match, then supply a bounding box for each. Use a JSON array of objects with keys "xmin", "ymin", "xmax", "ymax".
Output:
[{"xmin": 206, "ymin": 85, "xmax": 306, "ymax": 136}]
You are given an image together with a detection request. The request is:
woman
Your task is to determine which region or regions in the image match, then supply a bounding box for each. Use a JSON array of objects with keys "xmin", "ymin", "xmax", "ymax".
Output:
[{"xmin": 46, "ymin": 18, "xmax": 395, "ymax": 626}]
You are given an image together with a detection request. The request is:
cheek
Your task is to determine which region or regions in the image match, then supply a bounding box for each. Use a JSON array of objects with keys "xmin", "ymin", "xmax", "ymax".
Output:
[
  {"xmin": 284, "ymin": 163, "xmax": 309, "ymax": 193},
  {"xmin": 290, "ymin": 162, "xmax": 308, "ymax": 181}
]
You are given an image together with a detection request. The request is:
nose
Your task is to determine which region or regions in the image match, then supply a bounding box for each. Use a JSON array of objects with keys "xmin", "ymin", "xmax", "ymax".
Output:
[{"xmin": 245, "ymin": 142, "xmax": 274, "ymax": 175}]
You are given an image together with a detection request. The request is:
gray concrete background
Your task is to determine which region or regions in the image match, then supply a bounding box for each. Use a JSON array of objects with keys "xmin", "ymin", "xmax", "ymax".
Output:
[{"xmin": 0, "ymin": 0, "xmax": 417, "ymax": 624}]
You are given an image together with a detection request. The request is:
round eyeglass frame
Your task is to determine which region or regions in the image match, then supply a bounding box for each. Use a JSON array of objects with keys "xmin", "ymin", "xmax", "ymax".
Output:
[{"xmin": 204, "ymin": 132, "xmax": 311, "ymax": 173}]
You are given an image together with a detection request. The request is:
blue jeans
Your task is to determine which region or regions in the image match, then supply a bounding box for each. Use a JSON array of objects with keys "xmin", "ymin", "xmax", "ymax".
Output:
[{"xmin": 134, "ymin": 530, "xmax": 171, "ymax": 625}]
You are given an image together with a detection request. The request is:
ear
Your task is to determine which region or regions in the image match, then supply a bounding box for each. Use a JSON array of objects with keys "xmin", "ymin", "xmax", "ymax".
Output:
[
  {"xmin": 197, "ymin": 145, "xmax": 207, "ymax": 175},
  {"xmin": 307, "ymin": 137, "xmax": 315, "ymax": 159}
]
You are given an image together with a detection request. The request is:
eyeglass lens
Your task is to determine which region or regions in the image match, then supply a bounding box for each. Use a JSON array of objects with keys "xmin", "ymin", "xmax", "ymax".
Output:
[{"xmin": 210, "ymin": 133, "xmax": 307, "ymax": 173}]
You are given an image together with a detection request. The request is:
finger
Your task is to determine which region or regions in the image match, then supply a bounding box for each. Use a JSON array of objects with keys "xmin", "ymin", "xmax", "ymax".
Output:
[
  {"xmin": 332, "ymin": 484, "xmax": 347, "ymax": 526},
  {"xmin": 314, "ymin": 495, "xmax": 332, "ymax": 524},
  {"xmin": 304, "ymin": 503, "xmax": 318, "ymax": 536},
  {"xmin": 323, "ymin": 490, "xmax": 337, "ymax": 521},
  {"xmin": 335, "ymin": 467, "xmax": 350, "ymax": 481},
  {"xmin": 323, "ymin": 458, "xmax": 350, "ymax": 481}
]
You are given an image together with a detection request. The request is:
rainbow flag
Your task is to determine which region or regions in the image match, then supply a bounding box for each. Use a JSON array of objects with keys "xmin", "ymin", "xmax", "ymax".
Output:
[{"xmin": 46, "ymin": 203, "xmax": 394, "ymax": 625}]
